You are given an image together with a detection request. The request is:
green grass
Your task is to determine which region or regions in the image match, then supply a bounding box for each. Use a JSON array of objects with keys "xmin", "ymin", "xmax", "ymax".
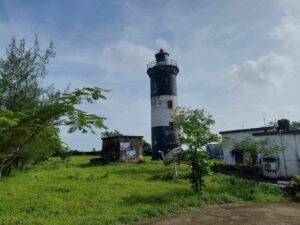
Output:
[{"xmin": 0, "ymin": 156, "xmax": 290, "ymax": 225}]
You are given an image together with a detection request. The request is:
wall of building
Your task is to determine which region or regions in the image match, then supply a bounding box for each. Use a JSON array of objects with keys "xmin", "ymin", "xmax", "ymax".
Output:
[
  {"xmin": 118, "ymin": 137, "xmax": 143, "ymax": 162},
  {"xmin": 222, "ymin": 132, "xmax": 300, "ymax": 178},
  {"xmin": 102, "ymin": 136, "xmax": 143, "ymax": 162},
  {"xmin": 222, "ymin": 132, "xmax": 255, "ymax": 166},
  {"xmin": 260, "ymin": 133, "xmax": 300, "ymax": 178}
]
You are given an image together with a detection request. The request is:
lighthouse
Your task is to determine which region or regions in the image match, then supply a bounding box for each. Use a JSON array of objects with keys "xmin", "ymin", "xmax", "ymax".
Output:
[{"xmin": 147, "ymin": 49, "xmax": 179, "ymax": 160}]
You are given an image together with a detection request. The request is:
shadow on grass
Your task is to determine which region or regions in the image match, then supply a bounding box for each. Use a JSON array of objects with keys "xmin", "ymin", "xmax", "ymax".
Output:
[{"xmin": 212, "ymin": 164, "xmax": 279, "ymax": 183}]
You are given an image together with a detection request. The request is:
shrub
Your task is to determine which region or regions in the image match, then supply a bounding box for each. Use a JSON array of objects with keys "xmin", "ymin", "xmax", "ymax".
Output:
[{"xmin": 285, "ymin": 175, "xmax": 300, "ymax": 197}]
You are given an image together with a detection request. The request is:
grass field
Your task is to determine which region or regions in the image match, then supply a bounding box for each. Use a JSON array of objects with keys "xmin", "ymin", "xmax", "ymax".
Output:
[{"xmin": 0, "ymin": 156, "xmax": 290, "ymax": 225}]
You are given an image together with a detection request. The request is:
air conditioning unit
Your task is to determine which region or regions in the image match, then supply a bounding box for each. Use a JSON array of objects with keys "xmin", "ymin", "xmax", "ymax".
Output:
[{"xmin": 264, "ymin": 162, "xmax": 277, "ymax": 171}]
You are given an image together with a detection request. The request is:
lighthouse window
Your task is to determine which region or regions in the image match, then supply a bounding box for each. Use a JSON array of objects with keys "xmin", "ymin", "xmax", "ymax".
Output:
[{"xmin": 167, "ymin": 100, "xmax": 173, "ymax": 109}]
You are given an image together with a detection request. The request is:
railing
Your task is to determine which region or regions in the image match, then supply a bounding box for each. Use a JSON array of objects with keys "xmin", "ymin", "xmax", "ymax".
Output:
[{"xmin": 147, "ymin": 59, "xmax": 178, "ymax": 70}]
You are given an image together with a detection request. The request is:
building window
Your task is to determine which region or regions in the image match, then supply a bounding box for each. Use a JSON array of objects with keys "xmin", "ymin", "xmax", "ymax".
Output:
[{"xmin": 167, "ymin": 100, "xmax": 173, "ymax": 109}]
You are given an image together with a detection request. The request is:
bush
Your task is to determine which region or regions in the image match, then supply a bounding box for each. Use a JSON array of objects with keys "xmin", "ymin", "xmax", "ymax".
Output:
[{"xmin": 285, "ymin": 175, "xmax": 300, "ymax": 197}]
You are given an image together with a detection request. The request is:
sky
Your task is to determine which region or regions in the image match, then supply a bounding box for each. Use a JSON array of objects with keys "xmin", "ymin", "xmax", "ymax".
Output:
[{"xmin": 1, "ymin": 0, "xmax": 300, "ymax": 150}]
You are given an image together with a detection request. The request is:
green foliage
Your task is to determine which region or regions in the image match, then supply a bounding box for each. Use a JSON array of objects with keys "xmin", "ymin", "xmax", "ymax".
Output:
[
  {"xmin": 285, "ymin": 175, "xmax": 300, "ymax": 197},
  {"xmin": 0, "ymin": 156, "xmax": 288, "ymax": 225},
  {"xmin": 101, "ymin": 129, "xmax": 122, "ymax": 138},
  {"xmin": 291, "ymin": 121, "xmax": 300, "ymax": 130},
  {"xmin": 173, "ymin": 107, "xmax": 220, "ymax": 150},
  {"xmin": 0, "ymin": 87, "xmax": 107, "ymax": 176},
  {"xmin": 181, "ymin": 150, "xmax": 210, "ymax": 193},
  {"xmin": 0, "ymin": 36, "xmax": 57, "ymax": 111},
  {"xmin": 173, "ymin": 107, "xmax": 220, "ymax": 193},
  {"xmin": 0, "ymin": 37, "xmax": 63, "ymax": 173},
  {"xmin": 143, "ymin": 139, "xmax": 152, "ymax": 156},
  {"xmin": 0, "ymin": 37, "xmax": 107, "ymax": 175},
  {"xmin": 233, "ymin": 137, "xmax": 281, "ymax": 172}
]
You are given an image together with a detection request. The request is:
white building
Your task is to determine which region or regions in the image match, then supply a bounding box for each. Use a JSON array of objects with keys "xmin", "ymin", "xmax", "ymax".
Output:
[{"xmin": 220, "ymin": 120, "xmax": 300, "ymax": 179}]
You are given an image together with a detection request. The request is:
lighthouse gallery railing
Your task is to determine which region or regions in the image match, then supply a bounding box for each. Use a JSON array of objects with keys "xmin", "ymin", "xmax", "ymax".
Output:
[{"xmin": 147, "ymin": 59, "xmax": 178, "ymax": 70}]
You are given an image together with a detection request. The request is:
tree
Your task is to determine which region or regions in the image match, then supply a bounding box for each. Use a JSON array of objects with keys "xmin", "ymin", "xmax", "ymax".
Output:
[
  {"xmin": 173, "ymin": 107, "xmax": 219, "ymax": 193},
  {"xmin": 101, "ymin": 129, "xmax": 122, "ymax": 138},
  {"xmin": 142, "ymin": 139, "xmax": 152, "ymax": 156},
  {"xmin": 291, "ymin": 121, "xmax": 300, "ymax": 130},
  {"xmin": 0, "ymin": 87, "xmax": 107, "ymax": 176},
  {"xmin": 0, "ymin": 37, "xmax": 67, "ymax": 167},
  {"xmin": 0, "ymin": 36, "xmax": 57, "ymax": 111},
  {"xmin": 233, "ymin": 137, "xmax": 281, "ymax": 175}
]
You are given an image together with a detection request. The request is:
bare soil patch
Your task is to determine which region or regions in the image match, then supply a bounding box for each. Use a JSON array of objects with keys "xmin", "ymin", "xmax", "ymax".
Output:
[{"xmin": 142, "ymin": 202, "xmax": 300, "ymax": 225}]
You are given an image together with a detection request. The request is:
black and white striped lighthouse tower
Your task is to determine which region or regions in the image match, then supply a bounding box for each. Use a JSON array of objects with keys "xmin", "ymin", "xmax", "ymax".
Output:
[{"xmin": 147, "ymin": 49, "xmax": 179, "ymax": 160}]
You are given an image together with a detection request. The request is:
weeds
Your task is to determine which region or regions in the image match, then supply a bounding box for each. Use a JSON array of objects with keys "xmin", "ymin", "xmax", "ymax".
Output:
[{"xmin": 0, "ymin": 156, "xmax": 289, "ymax": 225}]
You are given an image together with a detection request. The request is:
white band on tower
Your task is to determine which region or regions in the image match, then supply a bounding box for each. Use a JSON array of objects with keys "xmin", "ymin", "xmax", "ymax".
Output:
[{"xmin": 151, "ymin": 95, "xmax": 178, "ymax": 127}]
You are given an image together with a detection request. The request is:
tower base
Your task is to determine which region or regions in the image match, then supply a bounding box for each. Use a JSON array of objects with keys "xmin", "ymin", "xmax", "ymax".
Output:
[{"xmin": 151, "ymin": 126, "xmax": 177, "ymax": 160}]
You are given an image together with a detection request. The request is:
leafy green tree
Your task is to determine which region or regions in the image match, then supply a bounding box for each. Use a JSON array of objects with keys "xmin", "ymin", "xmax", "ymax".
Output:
[
  {"xmin": 0, "ymin": 87, "xmax": 107, "ymax": 176},
  {"xmin": 0, "ymin": 37, "xmax": 67, "ymax": 166},
  {"xmin": 285, "ymin": 175, "xmax": 300, "ymax": 197},
  {"xmin": 142, "ymin": 139, "xmax": 152, "ymax": 156},
  {"xmin": 173, "ymin": 107, "xmax": 219, "ymax": 193},
  {"xmin": 0, "ymin": 36, "xmax": 58, "ymax": 111},
  {"xmin": 233, "ymin": 137, "xmax": 281, "ymax": 175},
  {"xmin": 291, "ymin": 121, "xmax": 300, "ymax": 130},
  {"xmin": 101, "ymin": 129, "xmax": 122, "ymax": 138}
]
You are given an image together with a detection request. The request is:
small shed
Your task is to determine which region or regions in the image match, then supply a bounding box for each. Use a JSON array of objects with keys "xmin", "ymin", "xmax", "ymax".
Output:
[{"xmin": 101, "ymin": 135, "xmax": 143, "ymax": 162}]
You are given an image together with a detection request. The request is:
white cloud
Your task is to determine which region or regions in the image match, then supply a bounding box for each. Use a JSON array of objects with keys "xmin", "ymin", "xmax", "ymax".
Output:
[
  {"xmin": 3, "ymin": 0, "xmax": 300, "ymax": 149},
  {"xmin": 278, "ymin": 0, "xmax": 300, "ymax": 16},
  {"xmin": 228, "ymin": 53, "xmax": 294, "ymax": 90},
  {"xmin": 58, "ymin": 41, "xmax": 154, "ymax": 82},
  {"xmin": 272, "ymin": 16, "xmax": 300, "ymax": 54},
  {"xmin": 98, "ymin": 41, "xmax": 154, "ymax": 80},
  {"xmin": 224, "ymin": 1, "xmax": 300, "ymax": 129}
]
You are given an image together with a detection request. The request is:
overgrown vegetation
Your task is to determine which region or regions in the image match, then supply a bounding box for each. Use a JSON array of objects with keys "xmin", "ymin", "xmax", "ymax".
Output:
[
  {"xmin": 0, "ymin": 37, "xmax": 107, "ymax": 176},
  {"xmin": 285, "ymin": 175, "xmax": 300, "ymax": 198},
  {"xmin": 0, "ymin": 156, "xmax": 289, "ymax": 225},
  {"xmin": 0, "ymin": 88, "xmax": 107, "ymax": 176},
  {"xmin": 0, "ymin": 36, "xmax": 57, "ymax": 111},
  {"xmin": 101, "ymin": 129, "xmax": 122, "ymax": 138},
  {"xmin": 143, "ymin": 139, "xmax": 152, "ymax": 156},
  {"xmin": 232, "ymin": 137, "xmax": 281, "ymax": 178},
  {"xmin": 173, "ymin": 107, "xmax": 219, "ymax": 193}
]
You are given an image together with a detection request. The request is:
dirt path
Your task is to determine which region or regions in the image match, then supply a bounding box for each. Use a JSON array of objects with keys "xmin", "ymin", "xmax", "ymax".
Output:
[{"xmin": 142, "ymin": 202, "xmax": 300, "ymax": 225}]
